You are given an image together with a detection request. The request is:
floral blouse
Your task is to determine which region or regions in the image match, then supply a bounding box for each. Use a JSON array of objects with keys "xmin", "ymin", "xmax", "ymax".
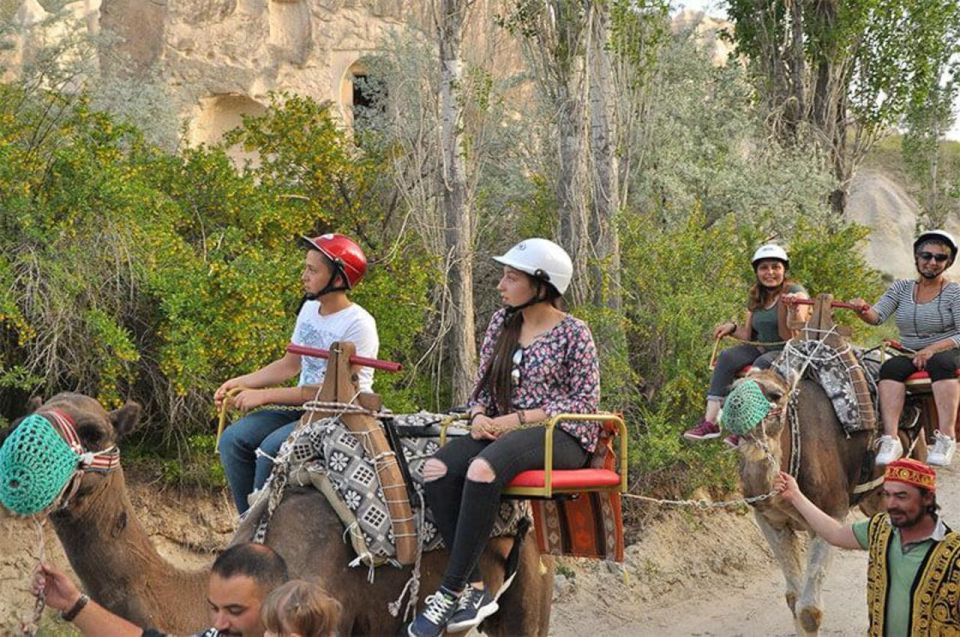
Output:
[{"xmin": 468, "ymin": 308, "xmax": 602, "ymax": 453}]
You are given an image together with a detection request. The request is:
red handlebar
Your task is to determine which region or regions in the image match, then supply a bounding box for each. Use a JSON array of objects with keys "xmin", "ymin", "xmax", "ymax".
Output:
[
  {"xmin": 286, "ymin": 344, "xmax": 403, "ymax": 373},
  {"xmin": 784, "ymin": 298, "xmax": 868, "ymax": 312}
]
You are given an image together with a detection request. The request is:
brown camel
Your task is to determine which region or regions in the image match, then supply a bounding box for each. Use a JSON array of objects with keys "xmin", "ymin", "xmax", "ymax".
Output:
[
  {"xmin": 6, "ymin": 393, "xmax": 554, "ymax": 636},
  {"xmin": 739, "ymin": 368, "xmax": 877, "ymax": 637}
]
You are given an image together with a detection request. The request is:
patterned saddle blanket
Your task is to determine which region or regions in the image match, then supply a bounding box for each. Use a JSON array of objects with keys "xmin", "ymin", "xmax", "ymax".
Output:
[
  {"xmin": 278, "ymin": 412, "xmax": 528, "ymax": 567},
  {"xmin": 773, "ymin": 340, "xmax": 878, "ymax": 435}
]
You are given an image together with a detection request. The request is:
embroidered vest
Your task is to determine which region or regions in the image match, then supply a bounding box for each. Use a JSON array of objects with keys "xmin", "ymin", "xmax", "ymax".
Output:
[{"xmin": 866, "ymin": 513, "xmax": 960, "ymax": 636}]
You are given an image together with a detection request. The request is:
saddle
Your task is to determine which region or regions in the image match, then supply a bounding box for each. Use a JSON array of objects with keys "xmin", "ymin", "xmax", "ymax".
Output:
[
  {"xmin": 773, "ymin": 294, "xmax": 877, "ymax": 436},
  {"xmin": 249, "ymin": 343, "xmax": 526, "ymax": 567}
]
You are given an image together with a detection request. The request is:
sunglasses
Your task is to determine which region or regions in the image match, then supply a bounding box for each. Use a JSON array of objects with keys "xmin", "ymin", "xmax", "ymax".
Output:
[
  {"xmin": 511, "ymin": 348, "xmax": 523, "ymax": 387},
  {"xmin": 918, "ymin": 252, "xmax": 950, "ymax": 263}
]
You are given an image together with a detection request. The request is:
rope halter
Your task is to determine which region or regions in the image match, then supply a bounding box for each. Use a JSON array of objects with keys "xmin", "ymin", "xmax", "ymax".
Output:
[
  {"xmin": 720, "ymin": 380, "xmax": 777, "ymax": 436},
  {"xmin": 0, "ymin": 410, "xmax": 120, "ymax": 517}
]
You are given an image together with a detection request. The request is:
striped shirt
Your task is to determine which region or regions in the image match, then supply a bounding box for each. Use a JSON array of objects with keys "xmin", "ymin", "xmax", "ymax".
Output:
[{"xmin": 872, "ymin": 279, "xmax": 960, "ymax": 350}]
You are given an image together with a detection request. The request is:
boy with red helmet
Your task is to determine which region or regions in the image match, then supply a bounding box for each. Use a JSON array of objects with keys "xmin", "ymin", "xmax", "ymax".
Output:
[{"xmin": 215, "ymin": 233, "xmax": 379, "ymax": 513}]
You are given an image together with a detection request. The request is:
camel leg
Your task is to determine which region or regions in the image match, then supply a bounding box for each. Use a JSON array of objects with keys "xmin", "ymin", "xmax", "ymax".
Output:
[
  {"xmin": 479, "ymin": 534, "xmax": 554, "ymax": 637},
  {"xmin": 754, "ymin": 512, "xmax": 804, "ymax": 616},
  {"xmin": 795, "ymin": 534, "xmax": 833, "ymax": 636}
]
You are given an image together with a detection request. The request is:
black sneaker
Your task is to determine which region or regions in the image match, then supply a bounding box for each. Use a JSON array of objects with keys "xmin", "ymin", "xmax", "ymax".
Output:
[
  {"xmin": 446, "ymin": 586, "xmax": 499, "ymax": 633},
  {"xmin": 407, "ymin": 588, "xmax": 459, "ymax": 637}
]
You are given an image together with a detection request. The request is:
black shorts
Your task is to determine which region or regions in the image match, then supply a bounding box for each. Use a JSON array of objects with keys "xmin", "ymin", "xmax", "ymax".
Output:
[{"xmin": 878, "ymin": 350, "xmax": 960, "ymax": 383}]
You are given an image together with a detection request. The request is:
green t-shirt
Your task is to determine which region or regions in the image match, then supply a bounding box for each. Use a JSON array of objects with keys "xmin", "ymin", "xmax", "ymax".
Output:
[
  {"xmin": 852, "ymin": 517, "xmax": 944, "ymax": 637},
  {"xmin": 750, "ymin": 283, "xmax": 806, "ymax": 349}
]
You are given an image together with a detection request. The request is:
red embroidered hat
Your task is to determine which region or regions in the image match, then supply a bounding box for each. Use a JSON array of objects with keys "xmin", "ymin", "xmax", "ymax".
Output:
[{"xmin": 884, "ymin": 458, "xmax": 936, "ymax": 492}]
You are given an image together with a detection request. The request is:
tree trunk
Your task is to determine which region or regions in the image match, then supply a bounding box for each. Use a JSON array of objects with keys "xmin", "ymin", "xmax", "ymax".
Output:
[
  {"xmin": 586, "ymin": 2, "xmax": 621, "ymax": 311},
  {"xmin": 438, "ymin": 0, "xmax": 476, "ymax": 403},
  {"xmin": 556, "ymin": 88, "xmax": 590, "ymax": 305}
]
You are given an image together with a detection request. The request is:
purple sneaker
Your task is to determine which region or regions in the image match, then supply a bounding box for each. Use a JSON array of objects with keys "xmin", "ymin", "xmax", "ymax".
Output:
[{"xmin": 683, "ymin": 420, "xmax": 721, "ymax": 441}]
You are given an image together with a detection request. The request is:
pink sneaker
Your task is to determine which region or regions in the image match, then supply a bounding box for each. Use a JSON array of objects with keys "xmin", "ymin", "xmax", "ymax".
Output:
[
  {"xmin": 723, "ymin": 433, "xmax": 741, "ymax": 448},
  {"xmin": 683, "ymin": 420, "xmax": 721, "ymax": 440}
]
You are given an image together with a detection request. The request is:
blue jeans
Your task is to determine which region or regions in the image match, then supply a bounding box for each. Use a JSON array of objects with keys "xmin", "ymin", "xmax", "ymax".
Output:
[{"xmin": 218, "ymin": 409, "xmax": 303, "ymax": 513}]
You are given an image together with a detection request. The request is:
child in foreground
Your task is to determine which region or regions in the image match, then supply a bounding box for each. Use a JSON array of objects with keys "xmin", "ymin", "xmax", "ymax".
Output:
[{"xmin": 262, "ymin": 579, "xmax": 342, "ymax": 637}]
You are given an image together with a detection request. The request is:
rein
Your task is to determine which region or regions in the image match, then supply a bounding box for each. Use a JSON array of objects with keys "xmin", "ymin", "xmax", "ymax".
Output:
[{"xmin": 43, "ymin": 409, "xmax": 121, "ymax": 475}]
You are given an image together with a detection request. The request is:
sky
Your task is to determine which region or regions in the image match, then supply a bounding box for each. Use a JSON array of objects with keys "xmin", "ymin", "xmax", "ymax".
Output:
[{"xmin": 672, "ymin": 1, "xmax": 960, "ymax": 141}]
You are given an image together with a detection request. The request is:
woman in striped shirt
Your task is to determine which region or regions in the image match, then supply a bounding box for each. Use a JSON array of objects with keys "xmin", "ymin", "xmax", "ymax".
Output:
[{"xmin": 852, "ymin": 230, "xmax": 960, "ymax": 466}]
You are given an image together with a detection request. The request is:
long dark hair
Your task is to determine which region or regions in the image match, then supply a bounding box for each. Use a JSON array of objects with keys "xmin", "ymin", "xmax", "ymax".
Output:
[
  {"xmin": 747, "ymin": 263, "xmax": 794, "ymax": 311},
  {"xmin": 473, "ymin": 276, "xmax": 565, "ymax": 415}
]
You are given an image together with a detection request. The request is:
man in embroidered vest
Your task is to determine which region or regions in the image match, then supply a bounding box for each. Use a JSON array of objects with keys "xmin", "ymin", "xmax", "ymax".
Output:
[{"xmin": 775, "ymin": 459, "xmax": 960, "ymax": 636}]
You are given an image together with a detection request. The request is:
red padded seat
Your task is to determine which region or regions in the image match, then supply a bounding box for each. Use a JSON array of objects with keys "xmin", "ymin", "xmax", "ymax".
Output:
[
  {"xmin": 905, "ymin": 369, "xmax": 960, "ymax": 382},
  {"xmin": 507, "ymin": 469, "xmax": 622, "ymax": 490}
]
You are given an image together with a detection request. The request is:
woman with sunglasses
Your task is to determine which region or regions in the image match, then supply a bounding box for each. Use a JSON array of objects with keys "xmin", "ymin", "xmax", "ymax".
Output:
[
  {"xmin": 406, "ymin": 238, "xmax": 600, "ymax": 637},
  {"xmin": 683, "ymin": 243, "xmax": 808, "ymax": 447},
  {"xmin": 851, "ymin": 230, "xmax": 960, "ymax": 467}
]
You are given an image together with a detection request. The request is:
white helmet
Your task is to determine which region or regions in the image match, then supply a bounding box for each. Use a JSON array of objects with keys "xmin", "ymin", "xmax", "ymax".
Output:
[
  {"xmin": 751, "ymin": 244, "xmax": 789, "ymax": 269},
  {"xmin": 493, "ymin": 238, "xmax": 573, "ymax": 294},
  {"xmin": 914, "ymin": 230, "xmax": 958, "ymax": 261}
]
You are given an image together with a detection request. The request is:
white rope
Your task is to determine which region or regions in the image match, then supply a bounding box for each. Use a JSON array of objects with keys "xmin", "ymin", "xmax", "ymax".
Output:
[{"xmin": 389, "ymin": 489, "xmax": 427, "ymax": 620}]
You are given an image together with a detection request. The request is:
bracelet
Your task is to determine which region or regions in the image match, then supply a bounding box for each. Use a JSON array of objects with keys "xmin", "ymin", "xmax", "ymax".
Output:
[
  {"xmin": 517, "ymin": 409, "xmax": 526, "ymax": 425},
  {"xmin": 61, "ymin": 593, "xmax": 89, "ymax": 622},
  {"xmin": 467, "ymin": 411, "xmax": 482, "ymax": 426}
]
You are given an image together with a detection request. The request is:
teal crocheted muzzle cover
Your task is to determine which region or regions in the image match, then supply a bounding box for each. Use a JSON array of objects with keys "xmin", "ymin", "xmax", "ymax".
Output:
[
  {"xmin": 721, "ymin": 380, "xmax": 773, "ymax": 436},
  {"xmin": 0, "ymin": 414, "xmax": 80, "ymax": 516}
]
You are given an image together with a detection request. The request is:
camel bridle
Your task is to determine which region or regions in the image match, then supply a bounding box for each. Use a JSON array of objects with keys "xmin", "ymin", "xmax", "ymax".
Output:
[{"xmin": 41, "ymin": 408, "xmax": 122, "ymax": 509}]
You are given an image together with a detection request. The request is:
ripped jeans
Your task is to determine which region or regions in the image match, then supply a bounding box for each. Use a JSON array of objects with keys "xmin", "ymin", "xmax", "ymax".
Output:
[{"xmin": 423, "ymin": 426, "xmax": 587, "ymax": 592}]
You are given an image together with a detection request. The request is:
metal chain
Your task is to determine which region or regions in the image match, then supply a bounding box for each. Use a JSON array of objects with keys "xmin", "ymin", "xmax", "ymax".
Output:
[{"xmin": 622, "ymin": 490, "xmax": 777, "ymax": 508}]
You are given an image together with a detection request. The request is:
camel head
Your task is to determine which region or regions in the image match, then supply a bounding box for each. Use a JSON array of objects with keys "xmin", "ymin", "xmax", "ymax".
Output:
[
  {"xmin": 0, "ymin": 393, "xmax": 142, "ymax": 517},
  {"xmin": 729, "ymin": 368, "xmax": 792, "ymax": 461}
]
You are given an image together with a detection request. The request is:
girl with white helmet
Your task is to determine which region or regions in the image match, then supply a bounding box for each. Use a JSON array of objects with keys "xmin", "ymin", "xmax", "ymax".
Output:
[
  {"xmin": 406, "ymin": 238, "xmax": 600, "ymax": 637},
  {"xmin": 851, "ymin": 230, "xmax": 960, "ymax": 466},
  {"xmin": 683, "ymin": 243, "xmax": 809, "ymax": 446}
]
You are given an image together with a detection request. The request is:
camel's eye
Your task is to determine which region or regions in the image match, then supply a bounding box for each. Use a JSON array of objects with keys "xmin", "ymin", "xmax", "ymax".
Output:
[
  {"xmin": 77, "ymin": 424, "xmax": 104, "ymax": 447},
  {"xmin": 766, "ymin": 390, "xmax": 783, "ymax": 402}
]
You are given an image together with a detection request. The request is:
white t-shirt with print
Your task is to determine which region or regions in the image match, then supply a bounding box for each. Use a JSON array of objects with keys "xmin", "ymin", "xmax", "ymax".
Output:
[{"xmin": 291, "ymin": 301, "xmax": 379, "ymax": 392}]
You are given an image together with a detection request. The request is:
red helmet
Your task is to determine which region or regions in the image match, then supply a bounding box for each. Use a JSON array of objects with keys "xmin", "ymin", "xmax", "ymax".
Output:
[{"xmin": 299, "ymin": 233, "xmax": 367, "ymax": 288}]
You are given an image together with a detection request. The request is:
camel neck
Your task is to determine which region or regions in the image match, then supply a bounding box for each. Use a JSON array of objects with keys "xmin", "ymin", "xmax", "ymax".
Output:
[{"xmin": 51, "ymin": 469, "xmax": 210, "ymax": 634}]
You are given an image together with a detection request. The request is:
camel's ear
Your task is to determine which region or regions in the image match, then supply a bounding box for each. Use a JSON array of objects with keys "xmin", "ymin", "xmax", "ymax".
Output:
[
  {"xmin": 108, "ymin": 402, "xmax": 143, "ymax": 440},
  {"xmin": 1, "ymin": 397, "xmax": 44, "ymax": 445}
]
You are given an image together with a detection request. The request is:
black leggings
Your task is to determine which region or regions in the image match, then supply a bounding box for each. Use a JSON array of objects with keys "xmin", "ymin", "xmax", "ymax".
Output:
[
  {"xmin": 707, "ymin": 344, "xmax": 780, "ymax": 400},
  {"xmin": 879, "ymin": 351, "xmax": 960, "ymax": 383},
  {"xmin": 424, "ymin": 427, "xmax": 588, "ymax": 592}
]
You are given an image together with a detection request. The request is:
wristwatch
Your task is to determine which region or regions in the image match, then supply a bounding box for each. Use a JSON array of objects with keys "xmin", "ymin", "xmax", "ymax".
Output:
[{"xmin": 62, "ymin": 593, "xmax": 90, "ymax": 622}]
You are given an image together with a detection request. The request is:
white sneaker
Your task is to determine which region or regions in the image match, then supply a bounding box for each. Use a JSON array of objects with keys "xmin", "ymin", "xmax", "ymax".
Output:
[
  {"xmin": 927, "ymin": 431, "xmax": 956, "ymax": 467},
  {"xmin": 875, "ymin": 435, "xmax": 904, "ymax": 466}
]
